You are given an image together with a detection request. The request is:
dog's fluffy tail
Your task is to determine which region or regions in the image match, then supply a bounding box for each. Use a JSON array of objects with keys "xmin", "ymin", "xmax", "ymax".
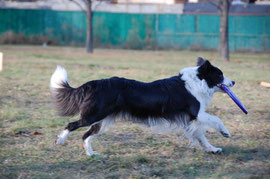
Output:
[{"xmin": 50, "ymin": 65, "xmax": 82, "ymax": 117}]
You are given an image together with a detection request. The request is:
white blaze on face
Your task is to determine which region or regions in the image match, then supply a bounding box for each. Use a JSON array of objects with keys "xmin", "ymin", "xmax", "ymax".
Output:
[
  {"xmin": 215, "ymin": 76, "xmax": 235, "ymax": 93},
  {"xmin": 223, "ymin": 77, "xmax": 234, "ymax": 87},
  {"xmin": 180, "ymin": 67, "xmax": 215, "ymax": 108}
]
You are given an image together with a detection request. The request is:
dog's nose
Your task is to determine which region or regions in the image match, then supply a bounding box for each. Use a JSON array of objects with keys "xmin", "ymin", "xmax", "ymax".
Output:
[{"xmin": 232, "ymin": 81, "xmax": 235, "ymax": 86}]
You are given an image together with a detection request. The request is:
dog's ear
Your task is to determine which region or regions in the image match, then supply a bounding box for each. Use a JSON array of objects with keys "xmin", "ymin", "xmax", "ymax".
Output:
[
  {"xmin": 198, "ymin": 60, "xmax": 212, "ymax": 73},
  {"xmin": 197, "ymin": 57, "xmax": 206, "ymax": 66}
]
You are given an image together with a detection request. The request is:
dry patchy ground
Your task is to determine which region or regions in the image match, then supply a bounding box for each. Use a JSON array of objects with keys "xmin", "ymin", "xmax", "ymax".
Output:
[{"xmin": 0, "ymin": 46, "xmax": 270, "ymax": 178}]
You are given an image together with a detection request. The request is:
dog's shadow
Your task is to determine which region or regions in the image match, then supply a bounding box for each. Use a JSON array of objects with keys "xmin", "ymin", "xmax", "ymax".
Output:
[
  {"xmin": 5, "ymin": 146, "xmax": 269, "ymax": 178},
  {"xmin": 220, "ymin": 145, "xmax": 270, "ymax": 162}
]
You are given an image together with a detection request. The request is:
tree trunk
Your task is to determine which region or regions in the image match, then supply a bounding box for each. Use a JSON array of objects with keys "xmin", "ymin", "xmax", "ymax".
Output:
[
  {"xmin": 218, "ymin": 0, "xmax": 230, "ymax": 61},
  {"xmin": 86, "ymin": 0, "xmax": 93, "ymax": 53}
]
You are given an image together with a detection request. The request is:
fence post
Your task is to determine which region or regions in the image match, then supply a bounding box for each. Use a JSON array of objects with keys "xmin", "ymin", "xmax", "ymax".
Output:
[{"xmin": 0, "ymin": 52, "xmax": 3, "ymax": 71}]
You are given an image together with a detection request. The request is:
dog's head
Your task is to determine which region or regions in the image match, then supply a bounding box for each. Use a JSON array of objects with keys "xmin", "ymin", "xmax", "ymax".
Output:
[{"xmin": 196, "ymin": 57, "xmax": 235, "ymax": 92}]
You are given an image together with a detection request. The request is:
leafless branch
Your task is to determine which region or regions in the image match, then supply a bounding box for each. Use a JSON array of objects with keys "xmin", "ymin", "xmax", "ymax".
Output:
[
  {"xmin": 69, "ymin": 0, "xmax": 87, "ymax": 16},
  {"xmin": 92, "ymin": 0, "xmax": 103, "ymax": 11},
  {"xmin": 92, "ymin": 0, "xmax": 112, "ymax": 11},
  {"xmin": 209, "ymin": 0, "xmax": 222, "ymax": 12}
]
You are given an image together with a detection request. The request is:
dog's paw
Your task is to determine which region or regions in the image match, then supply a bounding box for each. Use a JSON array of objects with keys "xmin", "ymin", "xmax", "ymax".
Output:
[
  {"xmin": 207, "ymin": 147, "xmax": 222, "ymax": 154},
  {"xmin": 54, "ymin": 130, "xmax": 69, "ymax": 146},
  {"xmin": 221, "ymin": 131, "xmax": 231, "ymax": 138},
  {"xmin": 86, "ymin": 152, "xmax": 101, "ymax": 156},
  {"xmin": 54, "ymin": 138, "xmax": 64, "ymax": 146},
  {"xmin": 84, "ymin": 144, "xmax": 101, "ymax": 156},
  {"xmin": 220, "ymin": 126, "xmax": 231, "ymax": 138}
]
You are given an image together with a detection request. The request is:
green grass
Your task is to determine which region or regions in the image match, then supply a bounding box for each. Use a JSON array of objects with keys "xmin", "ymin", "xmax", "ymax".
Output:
[{"xmin": 0, "ymin": 45, "xmax": 270, "ymax": 178}]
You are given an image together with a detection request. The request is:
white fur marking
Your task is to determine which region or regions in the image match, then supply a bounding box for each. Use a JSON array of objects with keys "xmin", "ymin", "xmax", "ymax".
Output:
[
  {"xmin": 50, "ymin": 65, "xmax": 68, "ymax": 89},
  {"xmin": 180, "ymin": 67, "xmax": 215, "ymax": 109},
  {"xmin": 223, "ymin": 76, "xmax": 234, "ymax": 87},
  {"xmin": 148, "ymin": 115, "xmax": 191, "ymax": 134},
  {"xmin": 195, "ymin": 131, "xmax": 222, "ymax": 153},
  {"xmin": 183, "ymin": 123, "xmax": 222, "ymax": 153},
  {"xmin": 55, "ymin": 129, "xmax": 70, "ymax": 145},
  {"xmin": 84, "ymin": 136, "xmax": 100, "ymax": 156},
  {"xmin": 83, "ymin": 118, "xmax": 114, "ymax": 156},
  {"xmin": 197, "ymin": 112, "xmax": 231, "ymax": 137}
]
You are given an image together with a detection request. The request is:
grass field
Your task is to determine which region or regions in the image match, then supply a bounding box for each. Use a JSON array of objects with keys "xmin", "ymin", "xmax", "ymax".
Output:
[{"xmin": 0, "ymin": 45, "xmax": 270, "ymax": 179}]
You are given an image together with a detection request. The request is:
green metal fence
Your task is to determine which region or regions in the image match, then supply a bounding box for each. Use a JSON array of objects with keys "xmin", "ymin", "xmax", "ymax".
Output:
[{"xmin": 0, "ymin": 8, "xmax": 269, "ymax": 51}]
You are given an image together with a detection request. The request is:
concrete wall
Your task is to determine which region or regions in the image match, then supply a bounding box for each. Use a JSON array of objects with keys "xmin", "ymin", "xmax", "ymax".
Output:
[{"xmin": 0, "ymin": 0, "xmax": 183, "ymax": 14}]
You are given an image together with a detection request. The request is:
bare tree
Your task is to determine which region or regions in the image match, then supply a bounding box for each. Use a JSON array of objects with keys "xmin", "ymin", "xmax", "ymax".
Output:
[
  {"xmin": 70, "ymin": 0, "xmax": 93, "ymax": 53},
  {"xmin": 211, "ymin": 0, "xmax": 232, "ymax": 61},
  {"xmin": 85, "ymin": 0, "xmax": 93, "ymax": 53}
]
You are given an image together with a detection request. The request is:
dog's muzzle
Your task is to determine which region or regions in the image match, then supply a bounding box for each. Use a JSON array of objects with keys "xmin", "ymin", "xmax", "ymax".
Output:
[
  {"xmin": 217, "ymin": 81, "xmax": 235, "ymax": 92},
  {"xmin": 217, "ymin": 80, "xmax": 235, "ymax": 89}
]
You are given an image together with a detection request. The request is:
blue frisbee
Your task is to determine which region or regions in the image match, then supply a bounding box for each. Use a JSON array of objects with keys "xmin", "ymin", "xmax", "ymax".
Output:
[{"xmin": 220, "ymin": 84, "xmax": 248, "ymax": 114}]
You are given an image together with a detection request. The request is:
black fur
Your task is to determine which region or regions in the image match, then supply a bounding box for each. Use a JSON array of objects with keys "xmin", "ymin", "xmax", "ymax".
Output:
[
  {"xmin": 52, "ymin": 59, "xmax": 235, "ymax": 154},
  {"xmin": 51, "ymin": 58, "xmax": 228, "ymax": 135},
  {"xmin": 197, "ymin": 57, "xmax": 205, "ymax": 66},
  {"xmin": 51, "ymin": 75, "xmax": 200, "ymax": 129},
  {"xmin": 197, "ymin": 59, "xmax": 224, "ymax": 88},
  {"xmin": 51, "ymin": 82, "xmax": 85, "ymax": 117}
]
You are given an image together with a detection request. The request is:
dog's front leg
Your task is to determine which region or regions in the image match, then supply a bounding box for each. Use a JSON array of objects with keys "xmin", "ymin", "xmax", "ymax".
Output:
[
  {"xmin": 197, "ymin": 112, "xmax": 231, "ymax": 138},
  {"xmin": 193, "ymin": 129, "xmax": 223, "ymax": 153}
]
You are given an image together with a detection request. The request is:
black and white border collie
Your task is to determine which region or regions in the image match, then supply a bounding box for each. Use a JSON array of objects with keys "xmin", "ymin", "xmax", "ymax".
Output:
[{"xmin": 50, "ymin": 57, "xmax": 235, "ymax": 155}]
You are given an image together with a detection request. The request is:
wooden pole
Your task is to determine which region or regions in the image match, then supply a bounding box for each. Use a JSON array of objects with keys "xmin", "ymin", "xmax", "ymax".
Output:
[
  {"xmin": 0, "ymin": 52, "xmax": 3, "ymax": 71},
  {"xmin": 260, "ymin": 82, "xmax": 270, "ymax": 88}
]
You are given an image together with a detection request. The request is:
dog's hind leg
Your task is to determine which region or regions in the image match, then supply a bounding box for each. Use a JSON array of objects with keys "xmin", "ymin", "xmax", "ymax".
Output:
[
  {"xmin": 83, "ymin": 119, "xmax": 114, "ymax": 156},
  {"xmin": 54, "ymin": 119, "xmax": 94, "ymax": 145},
  {"xmin": 197, "ymin": 112, "xmax": 231, "ymax": 138},
  {"xmin": 83, "ymin": 123, "xmax": 102, "ymax": 156}
]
